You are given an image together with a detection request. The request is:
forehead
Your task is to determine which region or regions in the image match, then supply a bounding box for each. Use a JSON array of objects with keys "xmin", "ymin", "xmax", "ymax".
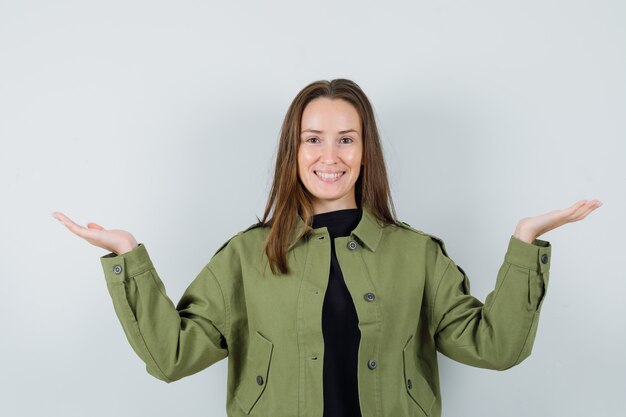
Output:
[{"xmin": 301, "ymin": 97, "xmax": 361, "ymax": 132}]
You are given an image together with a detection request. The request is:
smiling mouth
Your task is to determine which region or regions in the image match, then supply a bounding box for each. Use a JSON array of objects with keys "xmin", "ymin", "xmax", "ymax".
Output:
[{"xmin": 314, "ymin": 171, "xmax": 345, "ymax": 181}]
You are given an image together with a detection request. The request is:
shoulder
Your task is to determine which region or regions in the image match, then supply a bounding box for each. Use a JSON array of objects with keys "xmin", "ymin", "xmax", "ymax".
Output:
[
  {"xmin": 211, "ymin": 221, "xmax": 269, "ymax": 258},
  {"xmin": 392, "ymin": 219, "xmax": 450, "ymax": 257}
]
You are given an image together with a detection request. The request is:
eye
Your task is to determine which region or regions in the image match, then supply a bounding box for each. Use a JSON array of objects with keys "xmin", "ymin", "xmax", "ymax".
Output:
[
  {"xmin": 340, "ymin": 137, "xmax": 353, "ymax": 144},
  {"xmin": 305, "ymin": 137, "xmax": 320, "ymax": 143}
]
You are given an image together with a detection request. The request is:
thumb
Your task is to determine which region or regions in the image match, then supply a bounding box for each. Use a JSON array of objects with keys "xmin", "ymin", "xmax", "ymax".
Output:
[{"xmin": 87, "ymin": 222, "xmax": 105, "ymax": 231}]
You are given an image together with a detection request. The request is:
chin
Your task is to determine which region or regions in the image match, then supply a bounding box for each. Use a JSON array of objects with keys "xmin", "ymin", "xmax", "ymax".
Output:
[{"xmin": 312, "ymin": 191, "xmax": 345, "ymax": 200}]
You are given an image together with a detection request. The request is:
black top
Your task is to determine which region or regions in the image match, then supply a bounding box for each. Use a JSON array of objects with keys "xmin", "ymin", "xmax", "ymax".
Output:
[{"xmin": 312, "ymin": 207, "xmax": 363, "ymax": 417}]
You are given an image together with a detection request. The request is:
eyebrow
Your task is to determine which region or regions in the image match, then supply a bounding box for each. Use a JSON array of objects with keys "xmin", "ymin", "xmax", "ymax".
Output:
[{"xmin": 300, "ymin": 129, "xmax": 359, "ymax": 135}]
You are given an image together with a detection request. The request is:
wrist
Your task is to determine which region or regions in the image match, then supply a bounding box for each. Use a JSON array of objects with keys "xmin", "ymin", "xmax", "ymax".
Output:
[
  {"xmin": 513, "ymin": 226, "xmax": 536, "ymax": 244},
  {"xmin": 116, "ymin": 243, "xmax": 138, "ymax": 256}
]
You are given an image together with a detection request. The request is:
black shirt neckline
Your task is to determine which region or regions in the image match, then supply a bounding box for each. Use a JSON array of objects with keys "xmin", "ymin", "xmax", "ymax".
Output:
[{"xmin": 311, "ymin": 207, "xmax": 362, "ymax": 239}]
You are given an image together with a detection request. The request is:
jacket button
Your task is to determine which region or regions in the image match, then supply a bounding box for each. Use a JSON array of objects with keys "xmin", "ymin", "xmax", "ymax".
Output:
[
  {"xmin": 407, "ymin": 378, "xmax": 413, "ymax": 389},
  {"xmin": 256, "ymin": 375, "xmax": 264, "ymax": 385},
  {"xmin": 113, "ymin": 265, "xmax": 123, "ymax": 275},
  {"xmin": 541, "ymin": 254, "xmax": 549, "ymax": 264},
  {"xmin": 367, "ymin": 359, "xmax": 377, "ymax": 369},
  {"xmin": 364, "ymin": 292, "xmax": 375, "ymax": 302},
  {"xmin": 347, "ymin": 240, "xmax": 358, "ymax": 250}
]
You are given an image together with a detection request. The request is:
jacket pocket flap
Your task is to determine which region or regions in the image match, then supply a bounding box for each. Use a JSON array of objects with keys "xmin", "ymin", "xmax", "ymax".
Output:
[
  {"xmin": 235, "ymin": 331, "xmax": 274, "ymax": 414},
  {"xmin": 403, "ymin": 335, "xmax": 436, "ymax": 415}
]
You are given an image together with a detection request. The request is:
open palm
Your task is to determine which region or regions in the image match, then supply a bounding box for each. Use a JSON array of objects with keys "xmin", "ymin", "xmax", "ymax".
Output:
[
  {"xmin": 52, "ymin": 211, "xmax": 138, "ymax": 256},
  {"xmin": 514, "ymin": 199, "xmax": 603, "ymax": 243}
]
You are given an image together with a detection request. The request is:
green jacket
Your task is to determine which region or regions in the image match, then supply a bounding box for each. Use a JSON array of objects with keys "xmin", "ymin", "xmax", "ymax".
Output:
[{"xmin": 100, "ymin": 206, "xmax": 551, "ymax": 417}]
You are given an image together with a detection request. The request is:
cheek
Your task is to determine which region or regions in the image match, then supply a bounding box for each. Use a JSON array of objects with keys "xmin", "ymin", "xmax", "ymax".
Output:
[
  {"xmin": 296, "ymin": 151, "xmax": 309, "ymax": 178},
  {"xmin": 344, "ymin": 148, "xmax": 362, "ymax": 166},
  {"xmin": 298, "ymin": 148, "xmax": 315, "ymax": 167}
]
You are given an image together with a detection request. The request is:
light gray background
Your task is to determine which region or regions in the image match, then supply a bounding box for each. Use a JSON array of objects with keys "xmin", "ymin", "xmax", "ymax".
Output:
[{"xmin": 1, "ymin": 0, "xmax": 624, "ymax": 416}]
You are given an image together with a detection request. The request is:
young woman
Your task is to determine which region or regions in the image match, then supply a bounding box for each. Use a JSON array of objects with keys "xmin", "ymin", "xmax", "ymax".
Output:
[{"xmin": 53, "ymin": 79, "xmax": 601, "ymax": 417}]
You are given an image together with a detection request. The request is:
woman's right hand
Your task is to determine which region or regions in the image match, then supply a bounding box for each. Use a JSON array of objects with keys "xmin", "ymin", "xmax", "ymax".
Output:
[{"xmin": 52, "ymin": 211, "xmax": 138, "ymax": 256}]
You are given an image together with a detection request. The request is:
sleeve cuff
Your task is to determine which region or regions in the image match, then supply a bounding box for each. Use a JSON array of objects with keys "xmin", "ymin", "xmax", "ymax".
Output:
[
  {"xmin": 100, "ymin": 243, "xmax": 154, "ymax": 284},
  {"xmin": 504, "ymin": 235, "xmax": 551, "ymax": 274}
]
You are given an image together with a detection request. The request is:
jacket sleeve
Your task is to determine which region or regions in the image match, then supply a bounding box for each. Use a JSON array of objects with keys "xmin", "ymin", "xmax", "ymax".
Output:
[
  {"xmin": 430, "ymin": 235, "xmax": 551, "ymax": 370},
  {"xmin": 100, "ymin": 243, "xmax": 229, "ymax": 383}
]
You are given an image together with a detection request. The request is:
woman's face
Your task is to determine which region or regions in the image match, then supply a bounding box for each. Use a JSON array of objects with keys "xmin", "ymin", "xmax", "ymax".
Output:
[{"xmin": 297, "ymin": 97, "xmax": 363, "ymax": 215}]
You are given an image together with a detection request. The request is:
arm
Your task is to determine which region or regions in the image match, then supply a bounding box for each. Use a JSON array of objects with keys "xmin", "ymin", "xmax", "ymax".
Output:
[
  {"xmin": 50, "ymin": 212, "xmax": 230, "ymax": 382},
  {"xmin": 429, "ymin": 198, "xmax": 602, "ymax": 370},
  {"xmin": 430, "ymin": 235, "xmax": 551, "ymax": 370},
  {"xmin": 100, "ymin": 243, "xmax": 229, "ymax": 382}
]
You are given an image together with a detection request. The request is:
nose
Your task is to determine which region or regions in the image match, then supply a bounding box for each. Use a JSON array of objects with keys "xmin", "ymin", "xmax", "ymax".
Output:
[{"xmin": 320, "ymin": 142, "xmax": 338, "ymax": 163}]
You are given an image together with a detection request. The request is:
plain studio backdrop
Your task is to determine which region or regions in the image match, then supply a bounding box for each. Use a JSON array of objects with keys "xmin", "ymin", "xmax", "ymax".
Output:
[{"xmin": 0, "ymin": 0, "xmax": 624, "ymax": 416}]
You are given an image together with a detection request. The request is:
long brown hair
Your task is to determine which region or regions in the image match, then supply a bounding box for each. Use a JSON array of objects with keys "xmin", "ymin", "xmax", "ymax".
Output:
[{"xmin": 260, "ymin": 78, "xmax": 396, "ymax": 275}]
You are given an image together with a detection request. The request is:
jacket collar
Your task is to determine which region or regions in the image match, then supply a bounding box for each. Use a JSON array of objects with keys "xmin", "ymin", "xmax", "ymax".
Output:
[{"xmin": 288, "ymin": 205, "xmax": 385, "ymax": 252}]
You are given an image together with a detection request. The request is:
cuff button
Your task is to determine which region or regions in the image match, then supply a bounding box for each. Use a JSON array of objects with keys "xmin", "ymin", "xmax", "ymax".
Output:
[
  {"xmin": 541, "ymin": 254, "xmax": 549, "ymax": 264},
  {"xmin": 113, "ymin": 265, "xmax": 123, "ymax": 274}
]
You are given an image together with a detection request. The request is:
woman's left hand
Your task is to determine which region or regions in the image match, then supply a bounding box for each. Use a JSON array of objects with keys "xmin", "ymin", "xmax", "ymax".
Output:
[{"xmin": 514, "ymin": 199, "xmax": 603, "ymax": 244}]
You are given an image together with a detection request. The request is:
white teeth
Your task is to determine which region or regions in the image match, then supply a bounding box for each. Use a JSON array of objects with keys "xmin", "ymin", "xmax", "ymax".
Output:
[{"xmin": 315, "ymin": 171, "xmax": 343, "ymax": 179}]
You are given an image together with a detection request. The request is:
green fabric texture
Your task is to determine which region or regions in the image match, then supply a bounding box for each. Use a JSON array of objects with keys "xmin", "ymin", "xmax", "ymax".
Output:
[{"xmin": 100, "ymin": 206, "xmax": 551, "ymax": 417}]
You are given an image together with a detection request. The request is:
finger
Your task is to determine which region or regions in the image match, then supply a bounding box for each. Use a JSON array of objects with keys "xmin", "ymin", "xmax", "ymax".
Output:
[
  {"xmin": 54, "ymin": 214, "xmax": 98, "ymax": 239},
  {"xmin": 546, "ymin": 200, "xmax": 591, "ymax": 226},
  {"xmin": 557, "ymin": 200, "xmax": 586, "ymax": 217},
  {"xmin": 70, "ymin": 224, "xmax": 103, "ymax": 241},
  {"xmin": 52, "ymin": 211, "xmax": 79, "ymax": 227},
  {"xmin": 87, "ymin": 222, "xmax": 105, "ymax": 231},
  {"xmin": 565, "ymin": 200, "xmax": 592, "ymax": 219},
  {"xmin": 570, "ymin": 199, "xmax": 588, "ymax": 212},
  {"xmin": 568, "ymin": 200, "xmax": 602, "ymax": 221},
  {"xmin": 52, "ymin": 211, "xmax": 69, "ymax": 224},
  {"xmin": 54, "ymin": 212, "xmax": 82, "ymax": 230},
  {"xmin": 586, "ymin": 199, "xmax": 602, "ymax": 208},
  {"xmin": 576, "ymin": 200, "xmax": 602, "ymax": 220}
]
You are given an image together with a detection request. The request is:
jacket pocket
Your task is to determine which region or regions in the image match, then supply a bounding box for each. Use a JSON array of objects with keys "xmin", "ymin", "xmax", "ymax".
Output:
[
  {"xmin": 235, "ymin": 331, "xmax": 274, "ymax": 414},
  {"xmin": 402, "ymin": 335, "xmax": 436, "ymax": 416}
]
